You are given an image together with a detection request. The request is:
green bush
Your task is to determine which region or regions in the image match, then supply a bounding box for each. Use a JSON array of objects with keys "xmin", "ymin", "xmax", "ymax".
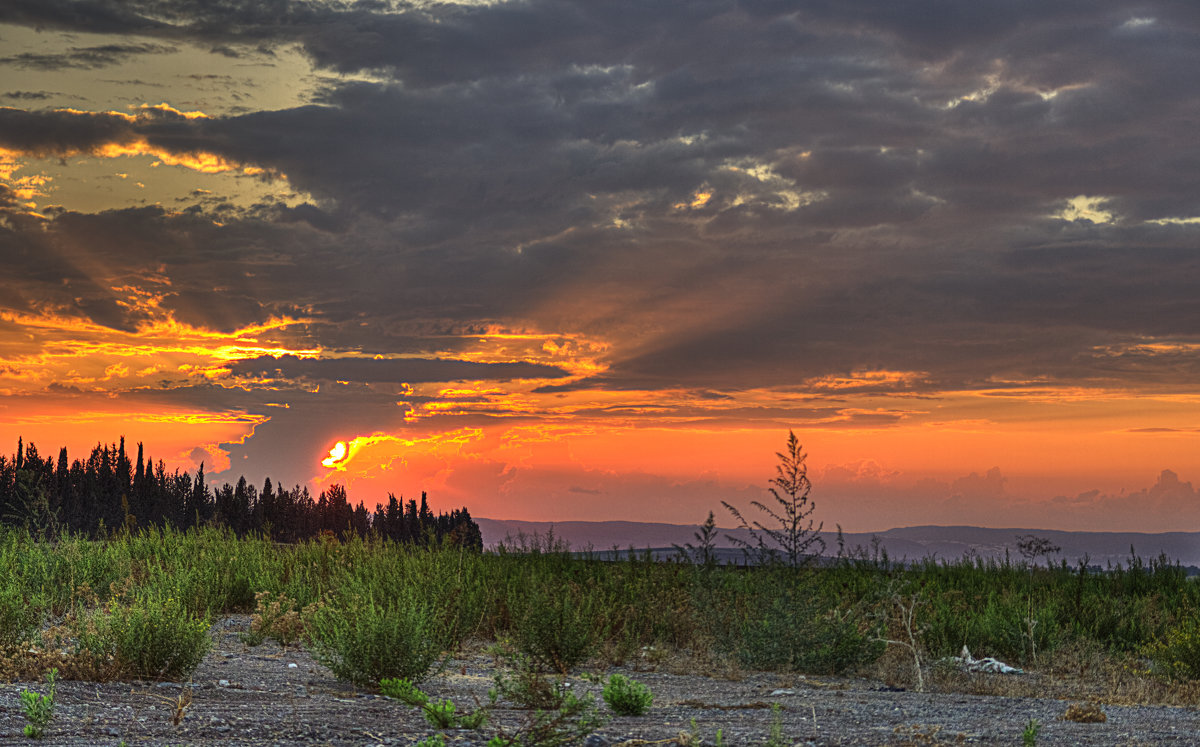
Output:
[
  {"xmin": 1147, "ymin": 615, "xmax": 1200, "ymax": 680},
  {"xmin": 0, "ymin": 583, "xmax": 45, "ymax": 650},
  {"xmin": 602, "ymin": 674, "xmax": 653, "ymax": 716},
  {"xmin": 508, "ymin": 579, "xmax": 604, "ymax": 673},
  {"xmin": 77, "ymin": 593, "xmax": 211, "ymax": 679},
  {"xmin": 308, "ymin": 592, "xmax": 450, "ymax": 685},
  {"xmin": 727, "ymin": 574, "xmax": 881, "ymax": 673}
]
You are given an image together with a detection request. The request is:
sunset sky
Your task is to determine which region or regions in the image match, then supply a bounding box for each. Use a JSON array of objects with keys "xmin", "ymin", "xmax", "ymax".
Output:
[{"xmin": 3, "ymin": 1, "xmax": 1200, "ymax": 532}]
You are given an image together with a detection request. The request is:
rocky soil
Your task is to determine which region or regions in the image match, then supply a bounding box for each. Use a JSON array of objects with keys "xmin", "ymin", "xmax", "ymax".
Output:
[{"xmin": 1, "ymin": 616, "xmax": 1198, "ymax": 745}]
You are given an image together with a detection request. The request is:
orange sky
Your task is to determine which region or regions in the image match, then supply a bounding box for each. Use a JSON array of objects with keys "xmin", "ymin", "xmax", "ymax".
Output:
[{"xmin": 4, "ymin": 3, "xmax": 1200, "ymax": 532}]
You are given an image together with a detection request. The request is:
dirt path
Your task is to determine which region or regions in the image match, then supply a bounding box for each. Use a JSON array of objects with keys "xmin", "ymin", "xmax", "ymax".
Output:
[{"xmin": 0, "ymin": 617, "xmax": 1197, "ymax": 745}]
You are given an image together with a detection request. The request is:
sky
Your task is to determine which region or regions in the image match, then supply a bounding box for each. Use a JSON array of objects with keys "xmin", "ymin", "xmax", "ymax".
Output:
[{"xmin": 2, "ymin": 1, "xmax": 1200, "ymax": 532}]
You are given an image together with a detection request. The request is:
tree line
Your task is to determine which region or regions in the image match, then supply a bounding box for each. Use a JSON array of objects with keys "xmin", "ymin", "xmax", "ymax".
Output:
[{"xmin": 0, "ymin": 437, "xmax": 482, "ymax": 549}]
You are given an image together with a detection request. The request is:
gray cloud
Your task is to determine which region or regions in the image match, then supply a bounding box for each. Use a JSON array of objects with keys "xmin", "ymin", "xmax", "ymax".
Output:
[
  {"xmin": 227, "ymin": 354, "xmax": 569, "ymax": 384},
  {"xmin": 1, "ymin": 0, "xmax": 1200, "ymax": 456},
  {"xmin": 0, "ymin": 43, "xmax": 177, "ymax": 70}
]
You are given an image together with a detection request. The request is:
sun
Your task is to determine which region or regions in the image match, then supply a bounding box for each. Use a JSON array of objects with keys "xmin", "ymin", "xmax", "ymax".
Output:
[{"xmin": 322, "ymin": 441, "xmax": 348, "ymax": 468}]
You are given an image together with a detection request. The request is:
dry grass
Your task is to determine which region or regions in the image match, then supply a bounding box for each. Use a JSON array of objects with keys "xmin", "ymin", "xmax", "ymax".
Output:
[
  {"xmin": 914, "ymin": 643, "xmax": 1200, "ymax": 707},
  {"xmin": 1062, "ymin": 702, "xmax": 1107, "ymax": 723},
  {"xmin": 892, "ymin": 723, "xmax": 967, "ymax": 745}
]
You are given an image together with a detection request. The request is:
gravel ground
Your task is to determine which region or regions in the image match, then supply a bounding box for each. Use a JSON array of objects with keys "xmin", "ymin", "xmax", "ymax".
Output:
[{"xmin": 0, "ymin": 617, "xmax": 1197, "ymax": 745}]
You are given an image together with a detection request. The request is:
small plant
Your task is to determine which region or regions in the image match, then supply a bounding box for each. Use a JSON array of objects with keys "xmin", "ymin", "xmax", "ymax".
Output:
[
  {"xmin": 509, "ymin": 580, "xmax": 603, "ymax": 674},
  {"xmin": 1022, "ymin": 718, "xmax": 1041, "ymax": 746},
  {"xmin": 763, "ymin": 703, "xmax": 787, "ymax": 747},
  {"xmin": 241, "ymin": 591, "xmax": 311, "ymax": 648},
  {"xmin": 381, "ymin": 677, "xmax": 487, "ymax": 731},
  {"xmin": 874, "ymin": 586, "xmax": 927, "ymax": 692},
  {"xmin": 487, "ymin": 652, "xmax": 608, "ymax": 746},
  {"xmin": 487, "ymin": 686, "xmax": 606, "ymax": 747},
  {"xmin": 602, "ymin": 673, "xmax": 653, "ymax": 716},
  {"xmin": 490, "ymin": 651, "xmax": 563, "ymax": 710},
  {"xmin": 424, "ymin": 698, "xmax": 459, "ymax": 729},
  {"xmin": 380, "ymin": 677, "xmax": 430, "ymax": 706},
  {"xmin": 415, "ymin": 735, "xmax": 446, "ymax": 747},
  {"xmin": 19, "ymin": 668, "xmax": 57, "ymax": 739}
]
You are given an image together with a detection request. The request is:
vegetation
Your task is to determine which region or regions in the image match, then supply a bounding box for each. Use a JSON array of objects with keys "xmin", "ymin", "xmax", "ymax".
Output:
[
  {"xmin": 1, "ymin": 431, "xmax": 1200, "ymax": 741},
  {"xmin": 723, "ymin": 430, "xmax": 824, "ymax": 567},
  {"xmin": 19, "ymin": 668, "xmax": 57, "ymax": 739},
  {"xmin": 602, "ymin": 673, "xmax": 653, "ymax": 716},
  {"xmin": 0, "ymin": 437, "xmax": 481, "ymax": 547}
]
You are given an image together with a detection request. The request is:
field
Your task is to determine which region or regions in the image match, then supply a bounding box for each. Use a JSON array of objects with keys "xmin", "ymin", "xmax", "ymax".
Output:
[{"xmin": 2, "ymin": 526, "xmax": 1200, "ymax": 744}]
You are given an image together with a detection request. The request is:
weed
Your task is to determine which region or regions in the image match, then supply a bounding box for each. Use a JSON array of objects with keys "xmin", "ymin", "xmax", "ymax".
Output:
[
  {"xmin": 486, "ymin": 685, "xmax": 606, "ymax": 747},
  {"xmin": 424, "ymin": 698, "xmax": 459, "ymax": 729},
  {"xmin": 874, "ymin": 586, "xmax": 927, "ymax": 692},
  {"xmin": 19, "ymin": 668, "xmax": 57, "ymax": 739},
  {"xmin": 380, "ymin": 677, "xmax": 429, "ymax": 706},
  {"xmin": 1022, "ymin": 718, "xmax": 1041, "ymax": 746},
  {"xmin": 415, "ymin": 735, "xmax": 446, "ymax": 747},
  {"xmin": 763, "ymin": 702, "xmax": 787, "ymax": 747},
  {"xmin": 381, "ymin": 678, "xmax": 488, "ymax": 731},
  {"xmin": 602, "ymin": 673, "xmax": 653, "ymax": 716},
  {"xmin": 241, "ymin": 591, "xmax": 311, "ymax": 648}
]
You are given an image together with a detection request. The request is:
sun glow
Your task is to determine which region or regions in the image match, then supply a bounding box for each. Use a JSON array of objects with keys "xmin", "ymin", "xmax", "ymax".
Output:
[{"xmin": 322, "ymin": 441, "xmax": 349, "ymax": 468}]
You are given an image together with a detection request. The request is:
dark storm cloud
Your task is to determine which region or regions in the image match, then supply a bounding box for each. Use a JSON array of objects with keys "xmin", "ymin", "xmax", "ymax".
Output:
[
  {"xmin": 226, "ymin": 354, "xmax": 569, "ymax": 384},
  {"xmin": 0, "ymin": 43, "xmax": 177, "ymax": 70},
  {"xmin": 2, "ymin": 0, "xmax": 1200, "ymax": 401},
  {"xmin": 0, "ymin": 107, "xmax": 136, "ymax": 156}
]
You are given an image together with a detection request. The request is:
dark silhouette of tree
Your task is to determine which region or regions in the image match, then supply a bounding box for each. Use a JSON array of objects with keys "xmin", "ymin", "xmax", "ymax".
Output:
[
  {"xmin": 0, "ymin": 437, "xmax": 481, "ymax": 549},
  {"xmin": 723, "ymin": 431, "xmax": 825, "ymax": 567}
]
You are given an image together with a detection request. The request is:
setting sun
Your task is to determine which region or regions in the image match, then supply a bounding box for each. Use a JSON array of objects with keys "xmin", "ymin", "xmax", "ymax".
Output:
[{"xmin": 321, "ymin": 441, "xmax": 348, "ymax": 468}]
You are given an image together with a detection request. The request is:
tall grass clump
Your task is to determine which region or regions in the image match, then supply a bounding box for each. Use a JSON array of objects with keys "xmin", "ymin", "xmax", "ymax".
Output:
[
  {"xmin": 306, "ymin": 558, "xmax": 465, "ymax": 686},
  {"xmin": 76, "ymin": 589, "xmax": 212, "ymax": 679}
]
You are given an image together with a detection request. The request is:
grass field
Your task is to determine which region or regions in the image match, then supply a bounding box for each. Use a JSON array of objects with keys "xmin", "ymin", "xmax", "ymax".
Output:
[{"xmin": 1, "ymin": 524, "xmax": 1198, "ymax": 703}]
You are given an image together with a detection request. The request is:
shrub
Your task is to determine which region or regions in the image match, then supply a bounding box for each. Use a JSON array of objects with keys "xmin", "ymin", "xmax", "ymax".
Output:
[
  {"xmin": 307, "ymin": 593, "xmax": 450, "ymax": 685},
  {"xmin": 1147, "ymin": 615, "xmax": 1200, "ymax": 680},
  {"xmin": 77, "ymin": 592, "xmax": 212, "ymax": 679},
  {"xmin": 602, "ymin": 674, "xmax": 653, "ymax": 716},
  {"xmin": 0, "ymin": 584, "xmax": 45, "ymax": 650},
  {"xmin": 729, "ymin": 574, "xmax": 881, "ymax": 673},
  {"xmin": 508, "ymin": 579, "xmax": 604, "ymax": 673},
  {"xmin": 241, "ymin": 591, "xmax": 312, "ymax": 648}
]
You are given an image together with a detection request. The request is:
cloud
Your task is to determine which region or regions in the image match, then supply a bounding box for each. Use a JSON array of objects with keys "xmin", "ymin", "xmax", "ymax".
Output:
[
  {"xmin": 0, "ymin": 43, "xmax": 177, "ymax": 70},
  {"xmin": 226, "ymin": 354, "xmax": 570, "ymax": 384},
  {"xmin": 3, "ymin": 1, "xmax": 1200, "ymax": 521},
  {"xmin": 2, "ymin": 90, "xmax": 53, "ymax": 100}
]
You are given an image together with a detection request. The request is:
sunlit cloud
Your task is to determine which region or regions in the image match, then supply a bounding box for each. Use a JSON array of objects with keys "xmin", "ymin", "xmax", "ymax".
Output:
[{"xmin": 1053, "ymin": 195, "xmax": 1116, "ymax": 224}]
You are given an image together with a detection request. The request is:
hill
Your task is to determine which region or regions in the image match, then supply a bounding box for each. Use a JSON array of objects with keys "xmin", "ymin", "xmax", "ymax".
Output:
[{"xmin": 475, "ymin": 518, "xmax": 1200, "ymax": 568}]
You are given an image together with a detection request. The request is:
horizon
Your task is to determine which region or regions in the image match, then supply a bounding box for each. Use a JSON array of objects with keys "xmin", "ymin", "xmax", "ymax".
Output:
[{"xmin": 4, "ymin": 2, "xmax": 1200, "ymax": 533}]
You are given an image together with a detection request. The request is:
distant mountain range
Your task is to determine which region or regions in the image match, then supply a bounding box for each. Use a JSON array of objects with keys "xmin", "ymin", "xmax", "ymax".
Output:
[{"xmin": 475, "ymin": 518, "xmax": 1200, "ymax": 569}]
